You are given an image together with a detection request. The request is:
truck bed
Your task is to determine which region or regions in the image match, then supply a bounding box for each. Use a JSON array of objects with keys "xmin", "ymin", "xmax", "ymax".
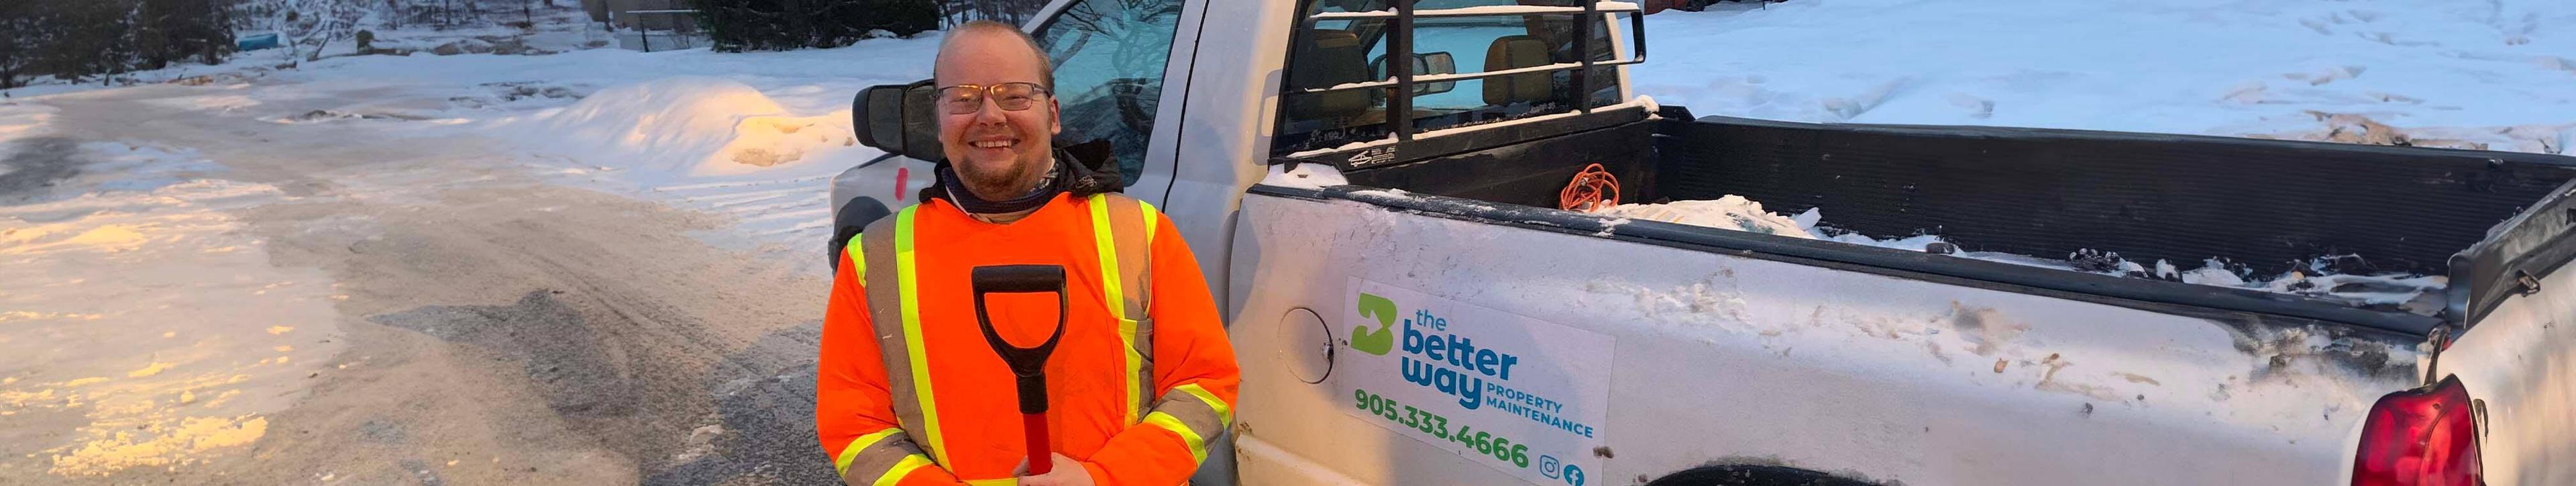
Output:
[{"xmin": 1320, "ymin": 105, "xmax": 2576, "ymax": 336}]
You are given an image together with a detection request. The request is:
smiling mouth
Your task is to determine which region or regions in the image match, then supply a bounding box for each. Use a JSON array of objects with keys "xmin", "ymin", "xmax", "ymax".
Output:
[{"xmin": 971, "ymin": 139, "xmax": 1016, "ymax": 149}]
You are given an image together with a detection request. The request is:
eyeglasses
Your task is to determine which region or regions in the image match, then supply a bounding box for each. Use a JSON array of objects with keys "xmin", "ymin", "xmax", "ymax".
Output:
[{"xmin": 934, "ymin": 83, "xmax": 1052, "ymax": 115}]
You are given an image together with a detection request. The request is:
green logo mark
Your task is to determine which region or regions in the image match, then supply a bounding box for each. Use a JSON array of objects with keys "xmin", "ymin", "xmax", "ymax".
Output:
[{"xmin": 1352, "ymin": 293, "xmax": 1398, "ymax": 356}]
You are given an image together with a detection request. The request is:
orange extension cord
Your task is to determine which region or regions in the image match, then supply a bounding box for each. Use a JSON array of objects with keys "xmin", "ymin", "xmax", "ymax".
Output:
[{"xmin": 1558, "ymin": 163, "xmax": 1621, "ymax": 212}]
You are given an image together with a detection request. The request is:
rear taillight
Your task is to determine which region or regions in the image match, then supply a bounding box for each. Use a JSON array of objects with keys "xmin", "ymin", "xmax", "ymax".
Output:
[{"xmin": 2352, "ymin": 375, "xmax": 2483, "ymax": 486}]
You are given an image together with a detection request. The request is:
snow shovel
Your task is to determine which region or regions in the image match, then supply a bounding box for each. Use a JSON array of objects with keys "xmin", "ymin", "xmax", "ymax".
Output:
[{"xmin": 971, "ymin": 264, "xmax": 1069, "ymax": 475}]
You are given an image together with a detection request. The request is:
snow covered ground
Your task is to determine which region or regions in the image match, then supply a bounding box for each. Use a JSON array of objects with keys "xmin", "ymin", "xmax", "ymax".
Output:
[
  {"xmin": 4, "ymin": 72, "xmax": 841, "ymax": 483},
  {"xmin": 1634, "ymin": 0, "xmax": 2576, "ymax": 153},
  {"xmin": 1, "ymin": 132, "xmax": 343, "ymax": 476},
  {"xmin": 11, "ymin": 33, "xmax": 938, "ymax": 274}
]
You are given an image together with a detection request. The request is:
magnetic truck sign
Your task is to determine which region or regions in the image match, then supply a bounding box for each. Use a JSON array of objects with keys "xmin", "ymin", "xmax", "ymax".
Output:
[{"xmin": 1340, "ymin": 279, "xmax": 1615, "ymax": 486}]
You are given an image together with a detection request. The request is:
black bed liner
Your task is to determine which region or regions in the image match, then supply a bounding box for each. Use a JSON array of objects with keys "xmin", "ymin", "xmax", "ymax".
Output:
[
  {"xmin": 1283, "ymin": 105, "xmax": 2576, "ymax": 336},
  {"xmin": 1662, "ymin": 115, "xmax": 2576, "ymax": 280}
]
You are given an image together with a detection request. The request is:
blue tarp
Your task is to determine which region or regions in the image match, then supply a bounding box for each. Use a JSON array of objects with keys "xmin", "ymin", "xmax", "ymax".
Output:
[{"xmin": 237, "ymin": 33, "xmax": 280, "ymax": 51}]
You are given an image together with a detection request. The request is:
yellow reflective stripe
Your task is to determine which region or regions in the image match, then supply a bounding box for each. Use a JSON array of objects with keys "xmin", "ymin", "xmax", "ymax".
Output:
[
  {"xmin": 876, "ymin": 454, "xmax": 933, "ymax": 486},
  {"xmin": 1174, "ymin": 383, "xmax": 1232, "ymax": 425},
  {"xmin": 1121, "ymin": 316, "xmax": 1143, "ymax": 425},
  {"xmin": 964, "ymin": 479, "xmax": 1019, "ymax": 486},
  {"xmin": 893, "ymin": 208, "xmax": 947, "ymax": 464},
  {"xmin": 1087, "ymin": 195, "xmax": 1145, "ymax": 424},
  {"xmin": 835, "ymin": 428, "xmax": 906, "ymax": 476},
  {"xmin": 1089, "ymin": 194, "xmax": 1125, "ymax": 321},
  {"xmin": 1126, "ymin": 199, "xmax": 1156, "ymax": 421},
  {"xmin": 1138, "ymin": 200, "xmax": 1158, "ymax": 246},
  {"xmin": 1143, "ymin": 411, "xmax": 1208, "ymax": 463}
]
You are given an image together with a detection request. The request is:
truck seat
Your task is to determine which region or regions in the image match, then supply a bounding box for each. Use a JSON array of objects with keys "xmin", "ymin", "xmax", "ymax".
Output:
[
  {"xmin": 1485, "ymin": 34, "xmax": 1554, "ymax": 105},
  {"xmin": 1288, "ymin": 29, "xmax": 1373, "ymax": 122}
]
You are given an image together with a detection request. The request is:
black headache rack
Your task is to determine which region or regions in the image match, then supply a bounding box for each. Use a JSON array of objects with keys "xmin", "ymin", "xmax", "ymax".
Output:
[{"xmin": 1271, "ymin": 0, "xmax": 1649, "ymax": 171}]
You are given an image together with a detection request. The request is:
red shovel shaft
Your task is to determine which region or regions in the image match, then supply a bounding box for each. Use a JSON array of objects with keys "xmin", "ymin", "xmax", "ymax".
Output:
[{"xmin": 1023, "ymin": 412, "xmax": 1053, "ymax": 475}]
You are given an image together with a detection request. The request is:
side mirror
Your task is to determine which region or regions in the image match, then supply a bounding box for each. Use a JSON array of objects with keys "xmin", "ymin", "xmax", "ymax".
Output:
[
  {"xmin": 1371, "ymin": 51, "xmax": 1458, "ymax": 95},
  {"xmin": 852, "ymin": 79, "xmax": 943, "ymax": 162}
]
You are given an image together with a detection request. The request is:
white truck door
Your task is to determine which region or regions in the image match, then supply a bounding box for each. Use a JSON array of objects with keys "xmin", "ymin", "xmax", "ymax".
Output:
[{"xmin": 1024, "ymin": 0, "xmax": 1203, "ymax": 206}]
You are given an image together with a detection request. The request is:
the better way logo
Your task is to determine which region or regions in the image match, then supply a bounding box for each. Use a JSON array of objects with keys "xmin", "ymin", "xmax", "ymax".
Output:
[{"xmin": 1352, "ymin": 293, "xmax": 1398, "ymax": 356}]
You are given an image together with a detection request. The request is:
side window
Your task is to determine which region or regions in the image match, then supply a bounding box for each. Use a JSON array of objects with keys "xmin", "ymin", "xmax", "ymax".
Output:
[
  {"xmin": 1034, "ymin": 0, "xmax": 1185, "ymax": 187},
  {"xmin": 1275, "ymin": 0, "xmax": 1621, "ymax": 156}
]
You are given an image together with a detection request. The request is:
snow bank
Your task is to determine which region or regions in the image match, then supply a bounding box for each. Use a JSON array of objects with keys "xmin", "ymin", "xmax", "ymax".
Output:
[
  {"xmin": 185, "ymin": 34, "xmax": 942, "ymax": 275},
  {"xmin": 1601, "ymin": 196, "xmax": 2448, "ymax": 313},
  {"xmin": 487, "ymin": 77, "xmax": 861, "ymax": 183},
  {"xmin": 478, "ymin": 76, "xmax": 878, "ymax": 274},
  {"xmin": 0, "ymin": 48, "xmax": 299, "ymax": 100}
]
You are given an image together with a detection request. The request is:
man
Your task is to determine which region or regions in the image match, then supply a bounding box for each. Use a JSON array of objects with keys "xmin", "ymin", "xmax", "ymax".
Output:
[{"xmin": 816, "ymin": 20, "xmax": 1240, "ymax": 486}]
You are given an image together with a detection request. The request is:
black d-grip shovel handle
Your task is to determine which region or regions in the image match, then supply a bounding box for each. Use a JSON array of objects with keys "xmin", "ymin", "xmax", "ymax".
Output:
[{"xmin": 971, "ymin": 264, "xmax": 1069, "ymax": 414}]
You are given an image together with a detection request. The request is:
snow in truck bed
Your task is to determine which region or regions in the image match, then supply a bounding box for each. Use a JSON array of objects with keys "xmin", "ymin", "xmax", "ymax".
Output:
[{"xmin": 1596, "ymin": 197, "xmax": 2450, "ymax": 315}]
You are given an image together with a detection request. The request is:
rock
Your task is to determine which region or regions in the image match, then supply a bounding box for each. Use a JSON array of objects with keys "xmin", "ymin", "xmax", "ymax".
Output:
[
  {"xmin": 731, "ymin": 148, "xmax": 801, "ymax": 167},
  {"xmin": 686, "ymin": 424, "xmax": 724, "ymax": 446}
]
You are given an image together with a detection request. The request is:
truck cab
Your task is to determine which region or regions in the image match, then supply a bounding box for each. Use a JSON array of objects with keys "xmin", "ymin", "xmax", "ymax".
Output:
[{"xmin": 836, "ymin": 1, "xmax": 2576, "ymax": 485}]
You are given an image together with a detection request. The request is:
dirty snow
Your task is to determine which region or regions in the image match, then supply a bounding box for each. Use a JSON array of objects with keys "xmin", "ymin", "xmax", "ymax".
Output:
[
  {"xmin": 1598, "ymin": 196, "xmax": 2449, "ymax": 313},
  {"xmin": 0, "ymin": 140, "xmax": 343, "ymax": 476}
]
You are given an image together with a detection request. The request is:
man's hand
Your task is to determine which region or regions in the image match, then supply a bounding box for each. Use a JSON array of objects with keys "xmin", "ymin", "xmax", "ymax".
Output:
[{"xmin": 1012, "ymin": 452, "xmax": 1095, "ymax": 486}]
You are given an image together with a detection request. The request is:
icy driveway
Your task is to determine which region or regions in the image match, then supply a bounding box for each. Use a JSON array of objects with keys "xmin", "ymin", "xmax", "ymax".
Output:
[{"xmin": 1, "ymin": 81, "xmax": 839, "ymax": 484}]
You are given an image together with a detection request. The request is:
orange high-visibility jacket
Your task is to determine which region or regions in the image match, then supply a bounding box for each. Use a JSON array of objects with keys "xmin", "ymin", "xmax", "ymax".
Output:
[{"xmin": 820, "ymin": 192, "xmax": 1240, "ymax": 486}]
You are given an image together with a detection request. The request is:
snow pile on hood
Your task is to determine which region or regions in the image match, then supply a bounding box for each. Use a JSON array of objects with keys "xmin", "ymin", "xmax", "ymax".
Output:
[
  {"xmin": 488, "ymin": 77, "xmax": 859, "ymax": 183},
  {"xmin": 1601, "ymin": 197, "xmax": 2448, "ymax": 313}
]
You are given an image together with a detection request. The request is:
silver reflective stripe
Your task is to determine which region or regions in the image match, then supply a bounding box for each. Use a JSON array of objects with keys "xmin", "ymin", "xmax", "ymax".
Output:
[
  {"xmin": 1142, "ymin": 381, "xmax": 1232, "ymax": 465},
  {"xmin": 1159, "ymin": 382, "xmax": 1231, "ymax": 438},
  {"xmin": 837, "ymin": 428, "xmax": 933, "ymax": 485},
  {"xmin": 858, "ymin": 207, "xmax": 947, "ymax": 465},
  {"xmin": 1088, "ymin": 194, "xmax": 1159, "ymax": 420}
]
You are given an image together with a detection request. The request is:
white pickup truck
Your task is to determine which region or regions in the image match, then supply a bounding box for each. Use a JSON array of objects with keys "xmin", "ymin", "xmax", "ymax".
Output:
[{"xmin": 828, "ymin": 0, "xmax": 2576, "ymax": 484}]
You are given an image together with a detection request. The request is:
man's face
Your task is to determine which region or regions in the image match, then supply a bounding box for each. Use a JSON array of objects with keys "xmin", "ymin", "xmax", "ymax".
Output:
[{"xmin": 933, "ymin": 30, "xmax": 1061, "ymax": 201}]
